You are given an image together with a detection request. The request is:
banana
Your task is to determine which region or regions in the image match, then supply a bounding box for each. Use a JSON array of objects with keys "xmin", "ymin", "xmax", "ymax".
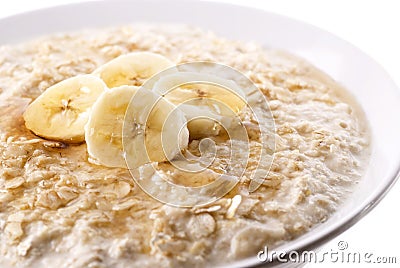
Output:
[
  {"xmin": 92, "ymin": 52, "xmax": 175, "ymax": 88},
  {"xmin": 178, "ymin": 103, "xmax": 224, "ymax": 138},
  {"xmin": 23, "ymin": 75, "xmax": 107, "ymax": 143},
  {"xmin": 153, "ymin": 72, "xmax": 246, "ymax": 138},
  {"xmin": 85, "ymin": 86, "xmax": 137, "ymax": 167},
  {"xmin": 85, "ymin": 85, "xmax": 189, "ymax": 169}
]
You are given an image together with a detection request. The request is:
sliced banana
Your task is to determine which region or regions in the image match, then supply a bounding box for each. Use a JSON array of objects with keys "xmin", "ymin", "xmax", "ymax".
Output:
[
  {"xmin": 92, "ymin": 52, "xmax": 175, "ymax": 88},
  {"xmin": 23, "ymin": 75, "xmax": 107, "ymax": 143},
  {"xmin": 85, "ymin": 86, "xmax": 137, "ymax": 167},
  {"xmin": 153, "ymin": 72, "xmax": 246, "ymax": 108},
  {"xmin": 86, "ymin": 86, "xmax": 189, "ymax": 169},
  {"xmin": 153, "ymin": 72, "xmax": 246, "ymax": 138},
  {"xmin": 178, "ymin": 104, "xmax": 223, "ymax": 138},
  {"xmin": 123, "ymin": 87, "xmax": 189, "ymax": 169}
]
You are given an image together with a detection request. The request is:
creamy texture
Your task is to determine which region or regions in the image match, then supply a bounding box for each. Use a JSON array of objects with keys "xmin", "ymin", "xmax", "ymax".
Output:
[{"xmin": 0, "ymin": 25, "xmax": 370, "ymax": 267}]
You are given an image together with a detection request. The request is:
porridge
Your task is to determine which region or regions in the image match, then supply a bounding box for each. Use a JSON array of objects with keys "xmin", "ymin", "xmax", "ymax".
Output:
[{"xmin": 0, "ymin": 25, "xmax": 370, "ymax": 267}]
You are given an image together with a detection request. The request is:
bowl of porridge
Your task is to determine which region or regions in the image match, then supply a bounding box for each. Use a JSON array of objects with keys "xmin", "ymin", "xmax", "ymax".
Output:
[{"xmin": 0, "ymin": 1, "xmax": 399, "ymax": 267}]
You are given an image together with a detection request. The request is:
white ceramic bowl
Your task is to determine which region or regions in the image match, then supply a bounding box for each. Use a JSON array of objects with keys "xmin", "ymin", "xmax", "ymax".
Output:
[{"xmin": 1, "ymin": 1, "xmax": 399, "ymax": 267}]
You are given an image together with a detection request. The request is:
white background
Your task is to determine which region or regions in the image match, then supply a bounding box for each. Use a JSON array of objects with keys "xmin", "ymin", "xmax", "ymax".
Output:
[{"xmin": 0, "ymin": 0, "xmax": 399, "ymax": 267}]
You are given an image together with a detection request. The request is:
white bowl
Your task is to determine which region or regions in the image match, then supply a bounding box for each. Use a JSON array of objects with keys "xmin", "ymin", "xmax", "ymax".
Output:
[{"xmin": 1, "ymin": 1, "xmax": 399, "ymax": 267}]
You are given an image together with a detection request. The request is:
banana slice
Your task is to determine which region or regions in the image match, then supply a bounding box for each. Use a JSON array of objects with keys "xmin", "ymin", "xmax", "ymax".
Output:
[
  {"xmin": 85, "ymin": 86, "xmax": 189, "ymax": 168},
  {"xmin": 153, "ymin": 72, "xmax": 246, "ymax": 138},
  {"xmin": 85, "ymin": 86, "xmax": 137, "ymax": 167},
  {"xmin": 153, "ymin": 72, "xmax": 246, "ymax": 109},
  {"xmin": 23, "ymin": 75, "xmax": 107, "ymax": 143},
  {"xmin": 123, "ymin": 87, "xmax": 190, "ymax": 169},
  {"xmin": 178, "ymin": 104, "xmax": 223, "ymax": 138},
  {"xmin": 92, "ymin": 52, "xmax": 175, "ymax": 88}
]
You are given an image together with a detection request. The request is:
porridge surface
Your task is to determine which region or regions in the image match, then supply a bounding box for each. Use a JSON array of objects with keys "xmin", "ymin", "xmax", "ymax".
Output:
[{"xmin": 0, "ymin": 25, "xmax": 370, "ymax": 267}]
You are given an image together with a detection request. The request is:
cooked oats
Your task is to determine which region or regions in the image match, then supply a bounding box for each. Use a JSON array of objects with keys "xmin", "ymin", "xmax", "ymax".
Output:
[{"xmin": 0, "ymin": 24, "xmax": 370, "ymax": 267}]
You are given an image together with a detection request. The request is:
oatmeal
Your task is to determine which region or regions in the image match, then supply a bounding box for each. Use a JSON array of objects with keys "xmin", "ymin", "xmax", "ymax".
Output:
[{"xmin": 0, "ymin": 25, "xmax": 370, "ymax": 267}]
